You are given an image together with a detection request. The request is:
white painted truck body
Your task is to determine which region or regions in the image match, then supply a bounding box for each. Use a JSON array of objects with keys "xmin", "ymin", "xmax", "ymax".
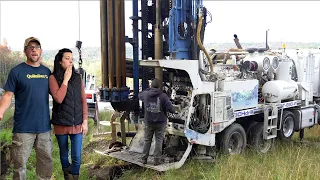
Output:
[{"xmin": 96, "ymin": 49, "xmax": 320, "ymax": 171}]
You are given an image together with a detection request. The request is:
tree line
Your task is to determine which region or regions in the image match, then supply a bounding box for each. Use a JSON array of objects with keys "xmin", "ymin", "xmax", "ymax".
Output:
[
  {"xmin": 0, "ymin": 43, "xmax": 24, "ymax": 88},
  {"xmin": 0, "ymin": 42, "xmax": 52, "ymax": 88}
]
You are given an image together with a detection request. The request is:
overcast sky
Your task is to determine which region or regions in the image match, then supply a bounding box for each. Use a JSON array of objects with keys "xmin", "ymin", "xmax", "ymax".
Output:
[{"xmin": 1, "ymin": 1, "xmax": 320, "ymax": 50}]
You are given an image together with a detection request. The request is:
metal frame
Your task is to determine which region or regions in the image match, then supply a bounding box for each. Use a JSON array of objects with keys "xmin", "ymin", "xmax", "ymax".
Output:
[{"xmin": 234, "ymin": 100, "xmax": 301, "ymax": 119}]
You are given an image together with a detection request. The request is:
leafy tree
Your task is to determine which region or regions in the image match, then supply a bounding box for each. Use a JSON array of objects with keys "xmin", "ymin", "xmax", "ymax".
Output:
[{"xmin": 0, "ymin": 43, "xmax": 24, "ymax": 88}]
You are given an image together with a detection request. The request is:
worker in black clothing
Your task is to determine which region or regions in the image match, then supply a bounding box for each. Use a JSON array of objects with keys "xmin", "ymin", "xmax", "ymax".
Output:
[{"xmin": 139, "ymin": 78, "xmax": 177, "ymax": 165}]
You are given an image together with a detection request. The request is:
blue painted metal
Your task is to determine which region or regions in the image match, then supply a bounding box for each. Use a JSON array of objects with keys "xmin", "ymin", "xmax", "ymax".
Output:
[
  {"xmin": 169, "ymin": 0, "xmax": 190, "ymax": 60},
  {"xmin": 100, "ymin": 0, "xmax": 205, "ymax": 103},
  {"xmin": 140, "ymin": 0, "xmax": 154, "ymax": 91},
  {"xmin": 111, "ymin": 88, "xmax": 120, "ymax": 102},
  {"xmin": 169, "ymin": 0, "xmax": 202, "ymax": 60},
  {"xmin": 191, "ymin": 0, "xmax": 202, "ymax": 27},
  {"xmin": 120, "ymin": 87, "xmax": 130, "ymax": 101},
  {"xmin": 100, "ymin": 88, "xmax": 111, "ymax": 102},
  {"xmin": 131, "ymin": 0, "xmax": 140, "ymax": 97}
]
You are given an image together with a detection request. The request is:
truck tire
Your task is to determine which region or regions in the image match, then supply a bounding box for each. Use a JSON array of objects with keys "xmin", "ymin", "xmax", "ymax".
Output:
[
  {"xmin": 245, "ymin": 121, "xmax": 258, "ymax": 138},
  {"xmin": 218, "ymin": 123, "xmax": 246, "ymax": 155},
  {"xmin": 278, "ymin": 111, "xmax": 295, "ymax": 141},
  {"xmin": 248, "ymin": 122, "xmax": 273, "ymax": 154}
]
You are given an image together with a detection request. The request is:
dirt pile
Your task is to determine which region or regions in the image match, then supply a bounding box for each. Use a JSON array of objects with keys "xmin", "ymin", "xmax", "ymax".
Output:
[
  {"xmin": 83, "ymin": 138, "xmax": 136, "ymax": 179},
  {"xmin": 87, "ymin": 163, "xmax": 135, "ymax": 180},
  {"xmin": 1, "ymin": 143, "xmax": 11, "ymax": 178}
]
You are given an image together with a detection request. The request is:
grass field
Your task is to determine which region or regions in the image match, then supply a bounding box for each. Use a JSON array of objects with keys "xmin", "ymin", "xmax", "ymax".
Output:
[
  {"xmin": 0, "ymin": 109, "xmax": 97, "ymax": 180},
  {"xmin": 119, "ymin": 126, "xmax": 320, "ymax": 180},
  {"xmin": 2, "ymin": 109, "xmax": 320, "ymax": 179}
]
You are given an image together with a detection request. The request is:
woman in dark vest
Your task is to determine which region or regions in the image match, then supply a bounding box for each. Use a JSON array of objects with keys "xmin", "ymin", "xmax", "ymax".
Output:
[{"xmin": 49, "ymin": 48, "xmax": 88, "ymax": 180}]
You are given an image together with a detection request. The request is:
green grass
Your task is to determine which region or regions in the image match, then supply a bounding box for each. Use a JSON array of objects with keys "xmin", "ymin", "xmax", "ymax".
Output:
[
  {"xmin": 98, "ymin": 110, "xmax": 137, "ymax": 132},
  {"xmin": 3, "ymin": 107, "xmax": 320, "ymax": 180},
  {"xmin": 120, "ymin": 144, "xmax": 320, "ymax": 180},
  {"xmin": 0, "ymin": 109, "xmax": 13, "ymax": 149},
  {"xmin": 1, "ymin": 109, "xmax": 95, "ymax": 180},
  {"xmin": 0, "ymin": 108, "xmax": 13, "ymax": 128},
  {"xmin": 2, "ymin": 122, "xmax": 94, "ymax": 180},
  {"xmin": 119, "ymin": 125, "xmax": 320, "ymax": 180},
  {"xmin": 1, "ymin": 109, "xmax": 123, "ymax": 180},
  {"xmin": 98, "ymin": 110, "xmax": 114, "ymax": 132},
  {"xmin": 0, "ymin": 129, "xmax": 12, "ymax": 149}
]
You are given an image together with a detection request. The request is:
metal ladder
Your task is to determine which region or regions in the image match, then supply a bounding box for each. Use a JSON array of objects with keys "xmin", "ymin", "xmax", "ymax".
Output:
[{"xmin": 263, "ymin": 104, "xmax": 278, "ymax": 140}]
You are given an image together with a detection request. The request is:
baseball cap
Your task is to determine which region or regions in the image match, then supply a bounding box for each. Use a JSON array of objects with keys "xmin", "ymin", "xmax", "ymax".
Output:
[{"xmin": 24, "ymin": 37, "xmax": 41, "ymax": 50}]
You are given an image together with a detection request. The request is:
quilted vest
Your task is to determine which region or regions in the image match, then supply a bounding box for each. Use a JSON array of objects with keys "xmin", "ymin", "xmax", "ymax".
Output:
[{"xmin": 51, "ymin": 73, "xmax": 83, "ymax": 126}]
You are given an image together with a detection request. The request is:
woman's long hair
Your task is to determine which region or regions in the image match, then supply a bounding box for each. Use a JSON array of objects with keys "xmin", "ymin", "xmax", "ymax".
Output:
[{"xmin": 52, "ymin": 48, "xmax": 77, "ymax": 83}]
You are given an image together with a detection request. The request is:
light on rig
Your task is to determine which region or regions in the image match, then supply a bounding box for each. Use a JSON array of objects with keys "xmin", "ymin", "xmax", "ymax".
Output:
[
  {"xmin": 262, "ymin": 57, "xmax": 271, "ymax": 71},
  {"xmin": 271, "ymin": 57, "xmax": 280, "ymax": 70}
]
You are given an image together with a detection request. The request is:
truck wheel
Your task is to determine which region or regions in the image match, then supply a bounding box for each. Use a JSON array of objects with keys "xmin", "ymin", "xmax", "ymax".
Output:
[
  {"xmin": 218, "ymin": 123, "xmax": 246, "ymax": 155},
  {"xmin": 245, "ymin": 121, "xmax": 258, "ymax": 138},
  {"xmin": 248, "ymin": 122, "xmax": 273, "ymax": 154},
  {"xmin": 278, "ymin": 111, "xmax": 295, "ymax": 141}
]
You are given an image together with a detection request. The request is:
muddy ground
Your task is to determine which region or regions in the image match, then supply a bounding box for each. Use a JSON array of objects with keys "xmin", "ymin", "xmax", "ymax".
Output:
[
  {"xmin": 83, "ymin": 137, "xmax": 138, "ymax": 180},
  {"xmin": 0, "ymin": 137, "xmax": 136, "ymax": 180}
]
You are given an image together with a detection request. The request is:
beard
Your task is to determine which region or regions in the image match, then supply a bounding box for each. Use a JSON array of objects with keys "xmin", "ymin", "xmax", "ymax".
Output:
[{"xmin": 28, "ymin": 56, "xmax": 40, "ymax": 63}]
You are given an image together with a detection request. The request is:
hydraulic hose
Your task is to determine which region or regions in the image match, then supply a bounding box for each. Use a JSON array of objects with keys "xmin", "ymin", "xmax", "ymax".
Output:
[{"xmin": 196, "ymin": 13, "xmax": 214, "ymax": 73}]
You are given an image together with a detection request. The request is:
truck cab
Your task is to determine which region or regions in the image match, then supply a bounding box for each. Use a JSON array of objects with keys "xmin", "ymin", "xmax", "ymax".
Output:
[{"xmin": 85, "ymin": 74, "xmax": 98, "ymax": 122}]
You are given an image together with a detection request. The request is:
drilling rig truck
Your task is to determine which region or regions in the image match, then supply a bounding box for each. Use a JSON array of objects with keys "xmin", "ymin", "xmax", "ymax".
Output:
[{"xmin": 94, "ymin": 0, "xmax": 320, "ymax": 171}]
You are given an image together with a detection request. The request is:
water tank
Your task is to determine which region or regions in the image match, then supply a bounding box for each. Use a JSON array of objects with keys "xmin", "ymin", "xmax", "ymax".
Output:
[{"xmin": 262, "ymin": 80, "xmax": 298, "ymax": 103}]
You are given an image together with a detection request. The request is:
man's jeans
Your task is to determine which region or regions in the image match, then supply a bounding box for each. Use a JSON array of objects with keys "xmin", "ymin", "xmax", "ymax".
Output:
[
  {"xmin": 55, "ymin": 133, "xmax": 83, "ymax": 175},
  {"xmin": 142, "ymin": 123, "xmax": 165, "ymax": 161},
  {"xmin": 11, "ymin": 131, "xmax": 53, "ymax": 180}
]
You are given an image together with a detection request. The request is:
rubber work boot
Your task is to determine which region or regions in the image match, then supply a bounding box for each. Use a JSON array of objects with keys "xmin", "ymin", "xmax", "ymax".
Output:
[
  {"xmin": 62, "ymin": 167, "xmax": 70, "ymax": 180},
  {"xmin": 68, "ymin": 174, "xmax": 79, "ymax": 180}
]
